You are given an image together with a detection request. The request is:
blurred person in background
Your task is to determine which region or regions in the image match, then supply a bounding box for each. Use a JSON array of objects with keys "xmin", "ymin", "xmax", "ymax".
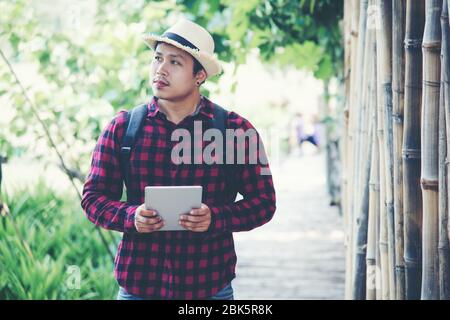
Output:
[{"xmin": 291, "ymin": 112, "xmax": 322, "ymax": 155}]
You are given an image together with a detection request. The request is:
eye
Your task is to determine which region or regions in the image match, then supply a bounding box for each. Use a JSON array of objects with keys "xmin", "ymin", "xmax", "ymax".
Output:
[
  {"xmin": 154, "ymin": 56, "xmax": 162, "ymax": 61},
  {"xmin": 171, "ymin": 60, "xmax": 180, "ymax": 65}
]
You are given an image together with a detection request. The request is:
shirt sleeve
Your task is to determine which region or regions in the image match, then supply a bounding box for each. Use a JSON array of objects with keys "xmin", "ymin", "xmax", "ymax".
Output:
[
  {"xmin": 81, "ymin": 111, "xmax": 138, "ymax": 233},
  {"xmin": 207, "ymin": 115, "xmax": 276, "ymax": 235}
]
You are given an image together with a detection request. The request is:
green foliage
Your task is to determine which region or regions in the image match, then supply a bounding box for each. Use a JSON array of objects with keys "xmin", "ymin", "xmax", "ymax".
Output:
[
  {"xmin": 0, "ymin": 180, "xmax": 119, "ymax": 299},
  {"xmin": 0, "ymin": 0, "xmax": 177, "ymax": 174},
  {"xmin": 0, "ymin": 0, "xmax": 343, "ymax": 175},
  {"xmin": 177, "ymin": 0, "xmax": 344, "ymax": 80}
]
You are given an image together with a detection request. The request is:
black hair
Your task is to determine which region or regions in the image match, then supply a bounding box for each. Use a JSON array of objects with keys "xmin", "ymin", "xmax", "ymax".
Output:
[{"xmin": 193, "ymin": 58, "xmax": 205, "ymax": 75}]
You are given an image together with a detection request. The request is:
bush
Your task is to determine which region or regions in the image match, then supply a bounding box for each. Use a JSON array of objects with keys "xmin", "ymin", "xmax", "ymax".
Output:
[{"xmin": 0, "ymin": 180, "xmax": 120, "ymax": 299}]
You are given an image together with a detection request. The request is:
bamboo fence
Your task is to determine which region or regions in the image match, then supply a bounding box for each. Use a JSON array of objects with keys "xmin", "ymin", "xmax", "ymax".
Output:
[{"xmin": 343, "ymin": 0, "xmax": 450, "ymax": 300}]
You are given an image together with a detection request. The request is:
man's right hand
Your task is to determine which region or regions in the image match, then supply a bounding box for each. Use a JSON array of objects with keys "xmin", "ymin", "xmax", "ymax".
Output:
[{"xmin": 134, "ymin": 204, "xmax": 164, "ymax": 233}]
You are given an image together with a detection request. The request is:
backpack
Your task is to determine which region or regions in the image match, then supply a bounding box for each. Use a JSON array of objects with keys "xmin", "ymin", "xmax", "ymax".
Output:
[{"xmin": 119, "ymin": 103, "xmax": 229, "ymax": 200}]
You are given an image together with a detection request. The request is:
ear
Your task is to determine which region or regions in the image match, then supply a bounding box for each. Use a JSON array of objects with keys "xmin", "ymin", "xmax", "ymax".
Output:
[{"xmin": 195, "ymin": 69, "xmax": 207, "ymax": 85}]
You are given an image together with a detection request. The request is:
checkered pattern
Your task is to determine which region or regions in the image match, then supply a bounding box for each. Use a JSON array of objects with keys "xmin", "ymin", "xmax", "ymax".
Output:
[{"xmin": 81, "ymin": 96, "xmax": 276, "ymax": 299}]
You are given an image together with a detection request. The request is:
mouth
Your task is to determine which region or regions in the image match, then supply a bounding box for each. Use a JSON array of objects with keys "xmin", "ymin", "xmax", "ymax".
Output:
[{"xmin": 153, "ymin": 78, "xmax": 169, "ymax": 88}]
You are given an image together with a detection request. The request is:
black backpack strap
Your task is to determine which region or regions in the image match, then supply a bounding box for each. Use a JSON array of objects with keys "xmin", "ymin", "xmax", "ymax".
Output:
[
  {"xmin": 211, "ymin": 103, "xmax": 234, "ymax": 192},
  {"xmin": 120, "ymin": 103, "xmax": 148, "ymax": 199},
  {"xmin": 211, "ymin": 103, "xmax": 228, "ymax": 164}
]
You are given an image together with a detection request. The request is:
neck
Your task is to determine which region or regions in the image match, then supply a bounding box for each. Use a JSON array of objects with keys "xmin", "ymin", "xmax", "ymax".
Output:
[{"xmin": 157, "ymin": 91, "xmax": 202, "ymax": 124}]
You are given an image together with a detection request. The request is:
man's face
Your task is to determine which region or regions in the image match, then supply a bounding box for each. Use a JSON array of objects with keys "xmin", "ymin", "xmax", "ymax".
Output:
[{"xmin": 150, "ymin": 42, "xmax": 203, "ymax": 101}]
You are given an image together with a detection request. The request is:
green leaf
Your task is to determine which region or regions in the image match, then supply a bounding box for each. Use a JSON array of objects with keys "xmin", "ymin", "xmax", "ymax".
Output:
[{"xmin": 314, "ymin": 54, "xmax": 334, "ymax": 80}]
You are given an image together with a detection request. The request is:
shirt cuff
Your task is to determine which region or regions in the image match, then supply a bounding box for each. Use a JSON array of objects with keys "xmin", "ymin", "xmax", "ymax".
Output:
[
  {"xmin": 124, "ymin": 204, "xmax": 139, "ymax": 233},
  {"xmin": 206, "ymin": 205, "xmax": 225, "ymax": 236}
]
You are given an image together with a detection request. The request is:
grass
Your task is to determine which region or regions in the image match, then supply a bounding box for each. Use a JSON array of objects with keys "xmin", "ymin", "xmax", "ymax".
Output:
[{"xmin": 0, "ymin": 180, "xmax": 120, "ymax": 299}]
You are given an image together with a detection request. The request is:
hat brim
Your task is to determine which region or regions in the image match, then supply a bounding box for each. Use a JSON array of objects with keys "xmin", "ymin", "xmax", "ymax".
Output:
[{"xmin": 143, "ymin": 34, "xmax": 223, "ymax": 78}]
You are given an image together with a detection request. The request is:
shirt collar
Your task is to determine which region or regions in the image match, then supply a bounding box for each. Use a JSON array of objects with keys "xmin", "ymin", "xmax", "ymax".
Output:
[{"xmin": 147, "ymin": 96, "xmax": 214, "ymax": 120}]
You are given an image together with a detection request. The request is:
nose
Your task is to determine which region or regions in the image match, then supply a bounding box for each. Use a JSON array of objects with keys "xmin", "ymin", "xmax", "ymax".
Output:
[{"xmin": 155, "ymin": 60, "xmax": 168, "ymax": 76}]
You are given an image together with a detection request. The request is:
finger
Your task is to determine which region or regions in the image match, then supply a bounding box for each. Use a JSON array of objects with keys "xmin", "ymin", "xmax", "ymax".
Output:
[
  {"xmin": 136, "ymin": 215, "xmax": 162, "ymax": 225},
  {"xmin": 151, "ymin": 220, "xmax": 165, "ymax": 230},
  {"xmin": 179, "ymin": 220, "xmax": 198, "ymax": 229},
  {"xmin": 189, "ymin": 208, "xmax": 207, "ymax": 216},
  {"xmin": 136, "ymin": 217, "xmax": 163, "ymax": 228},
  {"xmin": 191, "ymin": 204, "xmax": 210, "ymax": 216},
  {"xmin": 136, "ymin": 224, "xmax": 154, "ymax": 233},
  {"xmin": 137, "ymin": 226, "xmax": 154, "ymax": 233},
  {"xmin": 179, "ymin": 214, "xmax": 205, "ymax": 223},
  {"xmin": 180, "ymin": 220, "xmax": 208, "ymax": 229},
  {"xmin": 137, "ymin": 220, "xmax": 164, "ymax": 232},
  {"xmin": 139, "ymin": 209, "xmax": 158, "ymax": 217}
]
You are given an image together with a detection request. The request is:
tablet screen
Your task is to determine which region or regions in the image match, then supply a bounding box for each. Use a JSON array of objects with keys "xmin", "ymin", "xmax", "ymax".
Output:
[{"xmin": 144, "ymin": 186, "xmax": 203, "ymax": 231}]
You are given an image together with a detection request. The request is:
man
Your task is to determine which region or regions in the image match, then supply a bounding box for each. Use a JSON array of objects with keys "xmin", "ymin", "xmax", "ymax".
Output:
[
  {"xmin": 293, "ymin": 112, "xmax": 320, "ymax": 155},
  {"xmin": 81, "ymin": 19, "xmax": 276, "ymax": 300}
]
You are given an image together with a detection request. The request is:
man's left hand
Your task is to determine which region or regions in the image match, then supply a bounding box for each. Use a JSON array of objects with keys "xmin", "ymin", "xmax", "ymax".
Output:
[{"xmin": 179, "ymin": 203, "xmax": 211, "ymax": 232}]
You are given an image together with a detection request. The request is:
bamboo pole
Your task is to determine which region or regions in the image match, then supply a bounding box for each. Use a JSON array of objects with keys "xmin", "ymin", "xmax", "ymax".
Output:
[
  {"xmin": 447, "ymin": 0, "xmax": 450, "ymax": 300},
  {"xmin": 342, "ymin": 0, "xmax": 353, "ymax": 226},
  {"xmin": 343, "ymin": 2, "xmax": 361, "ymax": 273},
  {"xmin": 392, "ymin": 0, "xmax": 407, "ymax": 300},
  {"xmin": 352, "ymin": 125, "xmax": 374, "ymax": 299},
  {"xmin": 421, "ymin": 0, "xmax": 442, "ymax": 301},
  {"xmin": 376, "ymin": 0, "xmax": 396, "ymax": 299},
  {"xmin": 438, "ymin": 56, "xmax": 450, "ymax": 301},
  {"xmin": 439, "ymin": 0, "xmax": 450, "ymax": 300},
  {"xmin": 352, "ymin": 13, "xmax": 375, "ymax": 298},
  {"xmin": 366, "ymin": 55, "xmax": 379, "ymax": 300},
  {"xmin": 346, "ymin": 0, "xmax": 369, "ymax": 300},
  {"xmin": 403, "ymin": 0, "xmax": 425, "ymax": 300},
  {"xmin": 344, "ymin": 0, "xmax": 353, "ymax": 99},
  {"xmin": 378, "ymin": 76, "xmax": 390, "ymax": 300},
  {"xmin": 444, "ymin": 0, "xmax": 450, "ymax": 290},
  {"xmin": 375, "ymin": 175, "xmax": 382, "ymax": 299},
  {"xmin": 373, "ymin": 0, "xmax": 389, "ymax": 299},
  {"xmin": 343, "ymin": 0, "xmax": 360, "ymax": 234}
]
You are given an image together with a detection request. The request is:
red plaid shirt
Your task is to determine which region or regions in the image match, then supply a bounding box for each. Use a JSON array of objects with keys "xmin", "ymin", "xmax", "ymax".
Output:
[{"xmin": 81, "ymin": 96, "xmax": 276, "ymax": 299}]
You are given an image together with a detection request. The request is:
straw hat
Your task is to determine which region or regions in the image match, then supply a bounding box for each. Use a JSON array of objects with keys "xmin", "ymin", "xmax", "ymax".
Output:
[{"xmin": 143, "ymin": 19, "xmax": 223, "ymax": 78}]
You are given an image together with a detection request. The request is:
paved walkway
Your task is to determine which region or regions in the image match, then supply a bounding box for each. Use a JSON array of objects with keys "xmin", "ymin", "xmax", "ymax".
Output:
[{"xmin": 233, "ymin": 150, "xmax": 345, "ymax": 300}]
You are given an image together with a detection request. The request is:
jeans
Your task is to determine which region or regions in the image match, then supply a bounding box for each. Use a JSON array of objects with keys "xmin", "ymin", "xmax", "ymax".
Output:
[{"xmin": 117, "ymin": 283, "xmax": 234, "ymax": 300}]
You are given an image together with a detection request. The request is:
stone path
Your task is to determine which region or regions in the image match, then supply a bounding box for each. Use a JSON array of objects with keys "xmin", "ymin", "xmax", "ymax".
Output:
[{"xmin": 233, "ymin": 150, "xmax": 345, "ymax": 300}]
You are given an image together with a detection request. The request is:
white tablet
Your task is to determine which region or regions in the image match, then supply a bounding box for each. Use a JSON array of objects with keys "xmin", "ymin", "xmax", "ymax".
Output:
[{"xmin": 144, "ymin": 186, "xmax": 203, "ymax": 231}]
